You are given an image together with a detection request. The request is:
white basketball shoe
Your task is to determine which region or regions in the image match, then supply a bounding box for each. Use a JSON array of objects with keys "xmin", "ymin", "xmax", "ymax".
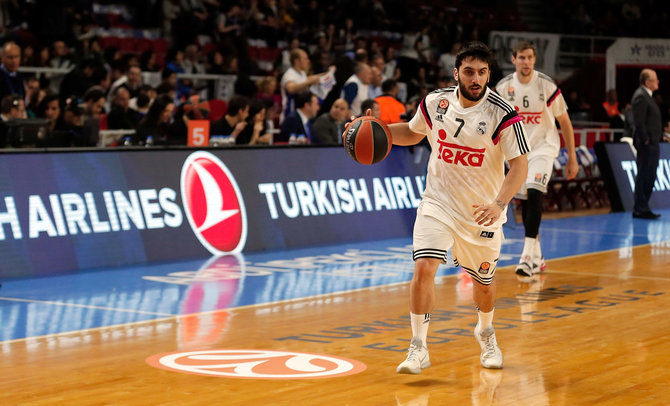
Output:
[
  {"xmin": 396, "ymin": 337, "xmax": 431, "ymax": 374},
  {"xmin": 474, "ymin": 324, "xmax": 503, "ymax": 369}
]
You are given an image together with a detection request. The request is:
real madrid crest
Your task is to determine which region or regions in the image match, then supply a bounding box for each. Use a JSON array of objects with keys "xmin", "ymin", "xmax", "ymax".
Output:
[
  {"xmin": 436, "ymin": 98, "xmax": 449, "ymax": 114},
  {"xmin": 477, "ymin": 121, "xmax": 487, "ymax": 135}
]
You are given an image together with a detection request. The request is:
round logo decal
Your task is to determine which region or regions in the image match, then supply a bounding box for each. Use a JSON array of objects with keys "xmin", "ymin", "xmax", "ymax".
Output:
[
  {"xmin": 146, "ymin": 349, "xmax": 367, "ymax": 379},
  {"xmin": 181, "ymin": 151, "xmax": 247, "ymax": 254}
]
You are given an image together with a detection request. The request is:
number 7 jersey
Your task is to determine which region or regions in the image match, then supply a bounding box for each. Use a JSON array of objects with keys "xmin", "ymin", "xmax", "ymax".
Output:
[{"xmin": 409, "ymin": 86, "xmax": 529, "ymax": 227}]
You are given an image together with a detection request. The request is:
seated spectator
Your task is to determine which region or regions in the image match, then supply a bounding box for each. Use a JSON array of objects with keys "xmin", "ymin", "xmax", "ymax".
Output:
[
  {"xmin": 37, "ymin": 94, "xmax": 66, "ymax": 133},
  {"xmin": 368, "ymin": 66, "xmax": 383, "ymax": 99},
  {"xmin": 280, "ymin": 48, "xmax": 334, "ymax": 121},
  {"xmin": 135, "ymin": 94, "xmax": 174, "ymax": 145},
  {"xmin": 360, "ymin": 99, "xmax": 380, "ymax": 118},
  {"xmin": 0, "ymin": 94, "xmax": 23, "ymax": 147},
  {"xmin": 236, "ymin": 100, "xmax": 273, "ymax": 145},
  {"xmin": 107, "ymin": 87, "xmax": 141, "ymax": 130},
  {"xmin": 81, "ymin": 86, "xmax": 107, "ymax": 122},
  {"xmin": 210, "ymin": 95, "xmax": 251, "ymax": 141},
  {"xmin": 50, "ymin": 40, "xmax": 75, "ymax": 70},
  {"xmin": 341, "ymin": 63, "xmax": 371, "ymax": 116},
  {"xmin": 140, "ymin": 50, "xmax": 159, "ymax": 72},
  {"xmin": 59, "ymin": 57, "xmax": 101, "ymax": 104},
  {"xmin": 0, "ymin": 42, "xmax": 25, "ymax": 101},
  {"xmin": 566, "ymin": 89, "xmax": 591, "ymax": 121},
  {"xmin": 166, "ymin": 102, "xmax": 210, "ymax": 146},
  {"xmin": 311, "ymin": 98, "xmax": 348, "ymax": 145},
  {"xmin": 129, "ymin": 84, "xmax": 156, "ymax": 113},
  {"xmin": 109, "ymin": 65, "xmax": 143, "ymax": 101},
  {"xmin": 256, "ymin": 76, "xmax": 281, "ymax": 119},
  {"xmin": 375, "ymin": 79, "xmax": 406, "ymax": 124},
  {"xmin": 279, "ymin": 91, "xmax": 319, "ymax": 143}
]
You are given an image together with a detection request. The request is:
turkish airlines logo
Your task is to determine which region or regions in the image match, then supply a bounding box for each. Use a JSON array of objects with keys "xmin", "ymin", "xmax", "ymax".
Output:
[
  {"xmin": 181, "ymin": 151, "xmax": 247, "ymax": 254},
  {"xmin": 146, "ymin": 349, "xmax": 367, "ymax": 379}
]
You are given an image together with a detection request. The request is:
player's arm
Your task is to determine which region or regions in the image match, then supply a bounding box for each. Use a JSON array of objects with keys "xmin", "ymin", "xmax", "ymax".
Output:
[
  {"xmin": 473, "ymin": 154, "xmax": 528, "ymax": 226},
  {"xmin": 556, "ymin": 112, "xmax": 579, "ymax": 180},
  {"xmin": 388, "ymin": 122, "xmax": 425, "ymax": 146}
]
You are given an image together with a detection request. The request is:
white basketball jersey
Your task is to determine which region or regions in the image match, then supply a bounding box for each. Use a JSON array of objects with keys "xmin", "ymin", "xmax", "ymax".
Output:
[
  {"xmin": 495, "ymin": 71, "xmax": 567, "ymax": 157},
  {"xmin": 409, "ymin": 86, "xmax": 529, "ymax": 229}
]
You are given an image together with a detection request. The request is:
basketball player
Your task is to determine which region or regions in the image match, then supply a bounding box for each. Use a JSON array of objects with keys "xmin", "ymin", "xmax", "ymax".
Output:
[
  {"xmin": 385, "ymin": 42, "xmax": 529, "ymax": 372},
  {"xmin": 495, "ymin": 41, "xmax": 578, "ymax": 280}
]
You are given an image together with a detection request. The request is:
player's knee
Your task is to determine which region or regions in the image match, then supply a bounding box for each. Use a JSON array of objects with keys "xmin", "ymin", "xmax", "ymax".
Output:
[{"xmin": 413, "ymin": 258, "xmax": 439, "ymax": 283}]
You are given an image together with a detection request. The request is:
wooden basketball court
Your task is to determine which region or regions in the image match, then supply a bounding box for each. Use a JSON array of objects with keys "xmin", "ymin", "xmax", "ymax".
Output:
[{"xmin": 1, "ymin": 210, "xmax": 669, "ymax": 405}]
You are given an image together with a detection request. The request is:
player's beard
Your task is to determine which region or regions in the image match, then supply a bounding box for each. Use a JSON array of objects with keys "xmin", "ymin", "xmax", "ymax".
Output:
[{"xmin": 458, "ymin": 81, "xmax": 487, "ymax": 102}]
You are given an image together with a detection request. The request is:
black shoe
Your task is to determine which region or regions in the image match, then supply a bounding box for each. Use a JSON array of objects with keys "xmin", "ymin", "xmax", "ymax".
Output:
[{"xmin": 633, "ymin": 211, "xmax": 661, "ymax": 219}]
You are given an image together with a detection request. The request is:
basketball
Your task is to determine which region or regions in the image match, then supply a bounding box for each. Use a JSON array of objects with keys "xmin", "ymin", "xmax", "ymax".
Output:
[{"xmin": 343, "ymin": 116, "xmax": 392, "ymax": 165}]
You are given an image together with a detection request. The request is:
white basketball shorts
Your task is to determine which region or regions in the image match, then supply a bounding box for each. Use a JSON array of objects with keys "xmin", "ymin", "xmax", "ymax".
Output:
[
  {"xmin": 516, "ymin": 153, "xmax": 555, "ymax": 198},
  {"xmin": 412, "ymin": 202, "xmax": 502, "ymax": 285}
]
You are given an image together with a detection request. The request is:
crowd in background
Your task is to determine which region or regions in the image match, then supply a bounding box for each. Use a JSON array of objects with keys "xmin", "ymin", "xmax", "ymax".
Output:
[{"xmin": 0, "ymin": 0, "xmax": 668, "ymax": 147}]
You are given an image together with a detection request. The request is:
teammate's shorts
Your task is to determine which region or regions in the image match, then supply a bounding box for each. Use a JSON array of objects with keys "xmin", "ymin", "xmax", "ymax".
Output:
[
  {"xmin": 412, "ymin": 203, "xmax": 501, "ymax": 285},
  {"xmin": 516, "ymin": 153, "xmax": 555, "ymax": 198}
]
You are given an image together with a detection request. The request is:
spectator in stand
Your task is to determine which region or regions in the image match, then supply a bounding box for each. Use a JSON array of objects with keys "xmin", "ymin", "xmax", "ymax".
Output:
[
  {"xmin": 0, "ymin": 94, "xmax": 24, "ymax": 148},
  {"xmin": 437, "ymin": 42, "xmax": 460, "ymax": 78},
  {"xmin": 279, "ymin": 91, "xmax": 319, "ymax": 143},
  {"xmin": 360, "ymin": 98, "xmax": 380, "ymax": 118},
  {"xmin": 279, "ymin": 38, "xmax": 300, "ymax": 75},
  {"xmin": 109, "ymin": 65, "xmax": 143, "ymax": 101},
  {"xmin": 81, "ymin": 86, "xmax": 106, "ymax": 122},
  {"xmin": 129, "ymin": 85, "xmax": 156, "ymax": 113},
  {"xmin": 165, "ymin": 48, "xmax": 191, "ymax": 101},
  {"xmin": 37, "ymin": 94, "xmax": 66, "ymax": 133},
  {"xmin": 50, "ymin": 40, "xmax": 75, "ymax": 70},
  {"xmin": 256, "ymin": 76, "xmax": 281, "ymax": 122},
  {"xmin": 376, "ymin": 79, "xmax": 406, "ymax": 125},
  {"xmin": 602, "ymin": 88, "xmax": 624, "ymax": 129},
  {"xmin": 369, "ymin": 66, "xmax": 383, "ymax": 99},
  {"xmin": 207, "ymin": 50, "xmax": 227, "ymax": 74},
  {"xmin": 24, "ymin": 76, "xmax": 43, "ymax": 118},
  {"xmin": 210, "ymin": 95, "xmax": 250, "ymax": 140},
  {"xmin": 341, "ymin": 63, "xmax": 371, "ymax": 117},
  {"xmin": 135, "ymin": 94, "xmax": 174, "ymax": 145},
  {"xmin": 107, "ymin": 87, "xmax": 140, "ymax": 130},
  {"xmin": 0, "ymin": 42, "xmax": 25, "ymax": 101},
  {"xmin": 566, "ymin": 89, "xmax": 591, "ymax": 121},
  {"xmin": 59, "ymin": 57, "xmax": 101, "ymax": 105},
  {"xmin": 370, "ymin": 52, "xmax": 387, "ymax": 80},
  {"xmin": 280, "ymin": 48, "xmax": 334, "ymax": 121},
  {"xmin": 236, "ymin": 100, "xmax": 273, "ymax": 145},
  {"xmin": 140, "ymin": 50, "xmax": 159, "ymax": 72},
  {"xmin": 311, "ymin": 98, "xmax": 348, "ymax": 145}
]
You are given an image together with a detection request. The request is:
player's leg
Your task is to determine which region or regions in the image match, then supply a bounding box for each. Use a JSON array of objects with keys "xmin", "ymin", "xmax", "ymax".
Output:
[
  {"xmin": 516, "ymin": 154, "xmax": 552, "ymax": 278},
  {"xmin": 397, "ymin": 207, "xmax": 452, "ymax": 374},
  {"xmin": 453, "ymin": 227, "xmax": 503, "ymax": 369}
]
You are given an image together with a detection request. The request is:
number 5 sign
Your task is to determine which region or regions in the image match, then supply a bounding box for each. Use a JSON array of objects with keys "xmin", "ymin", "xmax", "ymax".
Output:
[{"xmin": 188, "ymin": 120, "xmax": 210, "ymax": 147}]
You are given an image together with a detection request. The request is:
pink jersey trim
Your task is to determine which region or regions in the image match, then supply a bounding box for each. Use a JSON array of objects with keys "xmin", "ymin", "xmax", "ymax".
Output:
[{"xmin": 492, "ymin": 115, "xmax": 522, "ymax": 145}]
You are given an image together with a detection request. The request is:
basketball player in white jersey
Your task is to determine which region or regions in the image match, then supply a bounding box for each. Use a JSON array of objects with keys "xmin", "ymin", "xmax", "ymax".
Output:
[
  {"xmin": 495, "ymin": 41, "xmax": 578, "ymax": 280},
  {"xmin": 386, "ymin": 42, "xmax": 529, "ymax": 372}
]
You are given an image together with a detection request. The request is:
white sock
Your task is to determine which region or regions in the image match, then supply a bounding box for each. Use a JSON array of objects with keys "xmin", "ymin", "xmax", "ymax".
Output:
[
  {"xmin": 534, "ymin": 237, "xmax": 543, "ymax": 259},
  {"xmin": 410, "ymin": 312, "xmax": 430, "ymax": 346},
  {"xmin": 521, "ymin": 237, "xmax": 535, "ymax": 259},
  {"xmin": 477, "ymin": 308, "xmax": 495, "ymax": 331}
]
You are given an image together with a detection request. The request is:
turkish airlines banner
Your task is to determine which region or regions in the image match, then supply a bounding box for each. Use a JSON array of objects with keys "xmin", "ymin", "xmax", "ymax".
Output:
[
  {"xmin": 488, "ymin": 31, "xmax": 560, "ymax": 77},
  {"xmin": 0, "ymin": 146, "xmax": 429, "ymax": 278},
  {"xmin": 594, "ymin": 142, "xmax": 670, "ymax": 212}
]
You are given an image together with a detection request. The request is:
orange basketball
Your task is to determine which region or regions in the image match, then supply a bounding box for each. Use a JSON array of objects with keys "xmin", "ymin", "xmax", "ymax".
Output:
[{"xmin": 343, "ymin": 116, "xmax": 392, "ymax": 165}]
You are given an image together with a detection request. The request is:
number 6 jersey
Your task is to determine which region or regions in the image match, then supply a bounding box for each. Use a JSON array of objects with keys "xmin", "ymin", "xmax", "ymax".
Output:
[{"xmin": 409, "ymin": 86, "xmax": 529, "ymax": 228}]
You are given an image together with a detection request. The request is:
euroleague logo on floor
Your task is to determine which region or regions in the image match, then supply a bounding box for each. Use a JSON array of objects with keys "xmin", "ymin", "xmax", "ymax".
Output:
[
  {"xmin": 181, "ymin": 151, "xmax": 248, "ymax": 254},
  {"xmin": 146, "ymin": 349, "xmax": 367, "ymax": 379}
]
